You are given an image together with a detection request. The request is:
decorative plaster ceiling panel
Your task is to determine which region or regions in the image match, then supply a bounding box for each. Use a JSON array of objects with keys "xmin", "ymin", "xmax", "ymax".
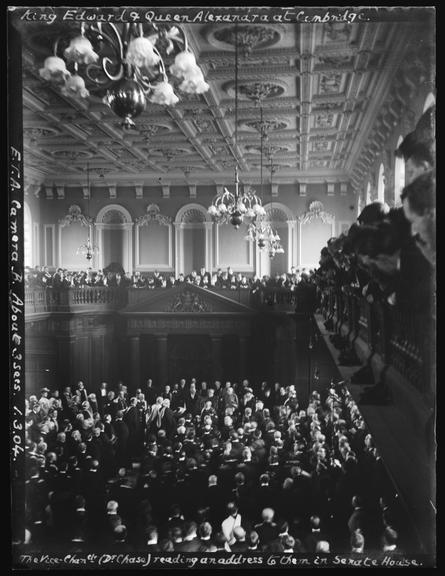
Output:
[{"xmin": 18, "ymin": 19, "xmax": 433, "ymax": 188}]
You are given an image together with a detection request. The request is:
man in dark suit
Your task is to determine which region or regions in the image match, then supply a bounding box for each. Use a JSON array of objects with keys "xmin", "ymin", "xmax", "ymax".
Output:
[
  {"xmin": 115, "ymin": 390, "xmax": 128, "ymax": 412},
  {"xmin": 175, "ymin": 521, "xmax": 201, "ymax": 552},
  {"xmin": 254, "ymin": 508, "xmax": 279, "ymax": 550},
  {"xmin": 124, "ymin": 397, "xmax": 141, "ymax": 456},
  {"xmin": 76, "ymin": 381, "xmax": 88, "ymax": 403},
  {"xmin": 83, "ymin": 460, "xmax": 106, "ymax": 539},
  {"xmin": 112, "ymin": 524, "xmax": 133, "ymax": 552},
  {"xmin": 304, "ymin": 515, "xmax": 328, "ymax": 553},
  {"xmin": 254, "ymin": 473, "xmax": 276, "ymax": 514},
  {"xmin": 185, "ymin": 384, "xmax": 201, "ymax": 416},
  {"xmin": 347, "ymin": 495, "xmax": 367, "ymax": 534},
  {"xmin": 71, "ymin": 495, "xmax": 88, "ymax": 542},
  {"xmin": 103, "ymin": 391, "xmax": 118, "ymax": 420},
  {"xmin": 114, "ymin": 411, "xmax": 130, "ymax": 468},
  {"xmin": 203, "ymin": 475, "xmax": 226, "ymax": 528},
  {"xmin": 232, "ymin": 472, "xmax": 251, "ymax": 517},
  {"xmin": 230, "ymin": 526, "xmax": 249, "ymax": 552},
  {"xmin": 159, "ymin": 398, "xmax": 177, "ymax": 438},
  {"xmin": 145, "ymin": 525, "xmax": 161, "ymax": 551},
  {"xmin": 199, "ymin": 266, "xmax": 211, "ymax": 286},
  {"xmin": 98, "ymin": 383, "xmax": 108, "ymax": 415},
  {"xmin": 198, "ymin": 522, "xmax": 217, "ymax": 552},
  {"xmin": 144, "ymin": 379, "xmax": 157, "ymax": 406}
]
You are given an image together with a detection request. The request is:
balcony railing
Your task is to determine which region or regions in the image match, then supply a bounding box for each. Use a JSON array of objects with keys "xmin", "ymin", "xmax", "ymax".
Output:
[
  {"xmin": 25, "ymin": 287, "xmax": 128, "ymax": 314},
  {"xmin": 25, "ymin": 284, "xmax": 318, "ymax": 315},
  {"xmin": 320, "ymin": 287, "xmax": 434, "ymax": 400}
]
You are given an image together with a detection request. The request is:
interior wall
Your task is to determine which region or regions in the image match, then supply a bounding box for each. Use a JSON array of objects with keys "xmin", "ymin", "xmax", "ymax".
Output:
[
  {"xmin": 217, "ymin": 223, "xmax": 251, "ymax": 270},
  {"xmin": 60, "ymin": 223, "xmax": 91, "ymax": 269},
  {"xmin": 103, "ymin": 228, "xmax": 124, "ymax": 268},
  {"xmin": 300, "ymin": 220, "xmax": 333, "ymax": 268},
  {"xmin": 31, "ymin": 182, "xmax": 357, "ymax": 272},
  {"xmin": 182, "ymin": 228, "xmax": 205, "ymax": 274},
  {"xmin": 137, "ymin": 223, "xmax": 170, "ymax": 268}
]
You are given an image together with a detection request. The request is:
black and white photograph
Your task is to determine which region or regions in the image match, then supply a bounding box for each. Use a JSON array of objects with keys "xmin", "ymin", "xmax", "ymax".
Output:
[{"xmin": 8, "ymin": 5, "xmax": 436, "ymax": 570}]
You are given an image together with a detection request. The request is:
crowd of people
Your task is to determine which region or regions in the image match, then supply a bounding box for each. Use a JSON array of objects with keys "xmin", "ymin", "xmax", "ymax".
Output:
[
  {"xmin": 23, "ymin": 376, "xmax": 408, "ymax": 555},
  {"xmin": 312, "ymin": 106, "xmax": 435, "ymax": 315},
  {"xmin": 25, "ymin": 265, "xmax": 316, "ymax": 293}
]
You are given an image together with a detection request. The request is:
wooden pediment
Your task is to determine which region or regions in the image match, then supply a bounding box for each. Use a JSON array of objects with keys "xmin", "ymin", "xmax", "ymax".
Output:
[{"xmin": 120, "ymin": 285, "xmax": 254, "ymax": 315}]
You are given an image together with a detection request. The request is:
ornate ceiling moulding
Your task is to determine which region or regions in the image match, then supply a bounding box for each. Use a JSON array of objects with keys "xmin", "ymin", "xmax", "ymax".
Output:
[
  {"xmin": 323, "ymin": 22, "xmax": 353, "ymax": 44},
  {"xmin": 312, "ymin": 111, "xmax": 338, "ymax": 130},
  {"xmin": 200, "ymin": 47, "xmax": 298, "ymax": 65},
  {"xmin": 298, "ymin": 201, "xmax": 334, "ymax": 225},
  {"xmin": 241, "ymin": 118, "xmax": 289, "ymax": 133},
  {"xmin": 223, "ymin": 80, "xmax": 287, "ymax": 101},
  {"xmin": 204, "ymin": 24, "xmax": 285, "ymax": 55},
  {"xmin": 244, "ymin": 144, "xmax": 291, "ymax": 155},
  {"xmin": 310, "ymin": 140, "xmax": 333, "ymax": 154},
  {"xmin": 190, "ymin": 116, "xmax": 216, "ymax": 134},
  {"xmin": 151, "ymin": 147, "xmax": 194, "ymax": 158},
  {"xmin": 23, "ymin": 126, "xmax": 60, "ymax": 140},
  {"xmin": 165, "ymin": 165, "xmax": 206, "ymax": 172},
  {"xmin": 314, "ymin": 51, "xmax": 355, "ymax": 70},
  {"xmin": 135, "ymin": 123, "xmax": 173, "ymax": 140},
  {"xmin": 136, "ymin": 204, "xmax": 172, "ymax": 227},
  {"xmin": 51, "ymin": 149, "xmax": 93, "ymax": 161},
  {"xmin": 317, "ymin": 72, "xmax": 344, "ymax": 96},
  {"xmin": 59, "ymin": 204, "xmax": 93, "ymax": 228},
  {"xmin": 308, "ymin": 159, "xmax": 330, "ymax": 169},
  {"xmin": 87, "ymin": 167, "xmax": 114, "ymax": 178}
]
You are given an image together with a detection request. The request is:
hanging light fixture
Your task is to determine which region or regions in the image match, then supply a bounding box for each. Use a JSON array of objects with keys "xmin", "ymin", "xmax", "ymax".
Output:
[
  {"xmin": 245, "ymin": 105, "xmax": 285, "ymax": 259},
  {"xmin": 39, "ymin": 22, "xmax": 209, "ymax": 129},
  {"xmin": 77, "ymin": 163, "xmax": 99, "ymax": 261},
  {"xmin": 267, "ymin": 159, "xmax": 285, "ymax": 259},
  {"xmin": 207, "ymin": 24, "xmax": 265, "ymax": 229}
]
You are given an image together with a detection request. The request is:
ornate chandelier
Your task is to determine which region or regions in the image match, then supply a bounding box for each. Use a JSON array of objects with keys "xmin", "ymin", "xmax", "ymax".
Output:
[
  {"xmin": 39, "ymin": 22, "xmax": 209, "ymax": 128},
  {"xmin": 207, "ymin": 24, "xmax": 265, "ymax": 229},
  {"xmin": 208, "ymin": 167, "xmax": 265, "ymax": 228},
  {"xmin": 77, "ymin": 164, "xmax": 98, "ymax": 261},
  {"xmin": 77, "ymin": 236, "xmax": 99, "ymax": 262},
  {"xmin": 245, "ymin": 106, "xmax": 284, "ymax": 259}
]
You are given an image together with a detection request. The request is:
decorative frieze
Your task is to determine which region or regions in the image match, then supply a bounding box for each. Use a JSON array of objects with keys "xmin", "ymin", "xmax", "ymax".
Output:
[
  {"xmin": 59, "ymin": 205, "xmax": 93, "ymax": 227},
  {"xmin": 136, "ymin": 204, "xmax": 171, "ymax": 227}
]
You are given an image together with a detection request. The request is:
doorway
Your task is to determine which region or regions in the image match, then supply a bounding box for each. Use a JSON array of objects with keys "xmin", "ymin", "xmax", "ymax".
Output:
[{"xmin": 167, "ymin": 334, "xmax": 212, "ymax": 384}]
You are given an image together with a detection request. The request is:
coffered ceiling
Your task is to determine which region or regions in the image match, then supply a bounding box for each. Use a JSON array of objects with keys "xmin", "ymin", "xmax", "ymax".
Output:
[{"xmin": 18, "ymin": 17, "xmax": 434, "ymax": 194}]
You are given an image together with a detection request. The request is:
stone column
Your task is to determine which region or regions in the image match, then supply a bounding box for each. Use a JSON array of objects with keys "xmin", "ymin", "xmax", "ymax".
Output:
[
  {"xmin": 174, "ymin": 222, "xmax": 183, "ymax": 275},
  {"xmin": 123, "ymin": 223, "xmax": 134, "ymax": 275},
  {"xmin": 157, "ymin": 334, "xmax": 168, "ymax": 388},
  {"xmin": 204, "ymin": 222, "xmax": 213, "ymax": 272},
  {"xmin": 56, "ymin": 335, "xmax": 76, "ymax": 389},
  {"xmin": 238, "ymin": 336, "xmax": 247, "ymax": 382},
  {"xmin": 95, "ymin": 223, "xmax": 104, "ymax": 271},
  {"xmin": 130, "ymin": 335, "xmax": 141, "ymax": 392},
  {"xmin": 211, "ymin": 336, "xmax": 223, "ymax": 382},
  {"xmin": 287, "ymin": 220, "xmax": 297, "ymax": 271}
]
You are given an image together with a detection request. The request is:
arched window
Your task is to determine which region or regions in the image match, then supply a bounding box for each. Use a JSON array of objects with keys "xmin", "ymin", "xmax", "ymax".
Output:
[
  {"xmin": 394, "ymin": 135, "xmax": 405, "ymax": 206},
  {"xmin": 365, "ymin": 181, "xmax": 372, "ymax": 205},
  {"xmin": 95, "ymin": 204, "xmax": 133, "ymax": 273},
  {"xmin": 377, "ymin": 163, "xmax": 385, "ymax": 202},
  {"xmin": 423, "ymin": 92, "xmax": 436, "ymax": 113},
  {"xmin": 260, "ymin": 202, "xmax": 295, "ymax": 277},
  {"xmin": 175, "ymin": 203, "xmax": 211, "ymax": 275},
  {"xmin": 24, "ymin": 202, "xmax": 33, "ymax": 267}
]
